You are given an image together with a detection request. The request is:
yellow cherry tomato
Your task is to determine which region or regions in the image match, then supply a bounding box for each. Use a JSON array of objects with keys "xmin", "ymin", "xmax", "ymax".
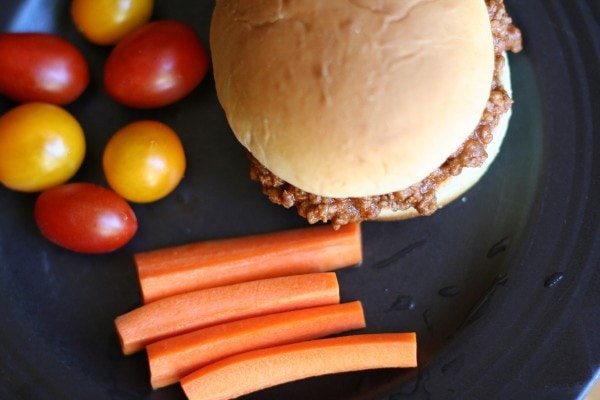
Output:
[
  {"xmin": 103, "ymin": 120, "xmax": 186, "ymax": 203},
  {"xmin": 71, "ymin": 0, "xmax": 154, "ymax": 46},
  {"xmin": 0, "ymin": 103, "xmax": 86, "ymax": 192}
]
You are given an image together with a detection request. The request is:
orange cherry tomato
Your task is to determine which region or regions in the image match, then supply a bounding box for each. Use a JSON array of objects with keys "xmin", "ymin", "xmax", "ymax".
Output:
[
  {"xmin": 71, "ymin": 0, "xmax": 154, "ymax": 46},
  {"xmin": 103, "ymin": 120, "xmax": 186, "ymax": 203},
  {"xmin": 0, "ymin": 103, "xmax": 86, "ymax": 192}
]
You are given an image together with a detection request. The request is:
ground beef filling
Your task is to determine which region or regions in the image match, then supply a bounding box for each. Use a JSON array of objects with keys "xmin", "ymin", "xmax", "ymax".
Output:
[{"xmin": 249, "ymin": 0, "xmax": 523, "ymax": 227}]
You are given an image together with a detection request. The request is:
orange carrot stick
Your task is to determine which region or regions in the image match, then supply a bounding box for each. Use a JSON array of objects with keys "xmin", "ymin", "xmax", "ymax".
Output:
[
  {"xmin": 147, "ymin": 301, "xmax": 366, "ymax": 389},
  {"xmin": 180, "ymin": 333, "xmax": 417, "ymax": 400},
  {"xmin": 134, "ymin": 223, "xmax": 361, "ymax": 303},
  {"xmin": 114, "ymin": 272, "xmax": 340, "ymax": 355}
]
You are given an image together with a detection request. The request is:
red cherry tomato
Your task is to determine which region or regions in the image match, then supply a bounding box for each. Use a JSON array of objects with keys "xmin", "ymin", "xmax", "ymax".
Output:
[
  {"xmin": 104, "ymin": 20, "xmax": 209, "ymax": 108},
  {"xmin": 34, "ymin": 183, "xmax": 138, "ymax": 253},
  {"xmin": 0, "ymin": 33, "xmax": 90, "ymax": 105}
]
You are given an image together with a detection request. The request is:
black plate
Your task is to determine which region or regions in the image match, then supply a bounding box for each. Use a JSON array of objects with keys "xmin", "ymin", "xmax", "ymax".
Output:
[{"xmin": 1, "ymin": 1, "xmax": 599, "ymax": 399}]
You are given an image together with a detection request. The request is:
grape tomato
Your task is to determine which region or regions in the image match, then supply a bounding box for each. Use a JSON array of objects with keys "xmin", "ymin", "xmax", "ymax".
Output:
[
  {"xmin": 104, "ymin": 20, "xmax": 210, "ymax": 108},
  {"xmin": 0, "ymin": 33, "xmax": 90, "ymax": 105},
  {"xmin": 34, "ymin": 183, "xmax": 138, "ymax": 253}
]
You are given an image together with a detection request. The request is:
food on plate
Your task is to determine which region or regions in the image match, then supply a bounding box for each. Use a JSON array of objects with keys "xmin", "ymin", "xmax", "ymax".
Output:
[
  {"xmin": 209, "ymin": 0, "xmax": 523, "ymax": 226},
  {"xmin": 114, "ymin": 272, "xmax": 340, "ymax": 355},
  {"xmin": 134, "ymin": 222, "xmax": 362, "ymax": 303},
  {"xmin": 147, "ymin": 301, "xmax": 366, "ymax": 388},
  {"xmin": 0, "ymin": 33, "xmax": 89, "ymax": 105},
  {"xmin": 104, "ymin": 20, "xmax": 210, "ymax": 108},
  {"xmin": 102, "ymin": 120, "xmax": 186, "ymax": 203},
  {"xmin": 0, "ymin": 103, "xmax": 86, "ymax": 192},
  {"xmin": 180, "ymin": 333, "xmax": 417, "ymax": 400},
  {"xmin": 34, "ymin": 182, "xmax": 138, "ymax": 253},
  {"xmin": 71, "ymin": 0, "xmax": 154, "ymax": 45}
]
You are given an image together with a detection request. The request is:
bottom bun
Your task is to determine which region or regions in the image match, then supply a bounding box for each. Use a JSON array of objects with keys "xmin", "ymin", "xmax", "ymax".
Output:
[{"xmin": 376, "ymin": 56, "xmax": 514, "ymax": 221}]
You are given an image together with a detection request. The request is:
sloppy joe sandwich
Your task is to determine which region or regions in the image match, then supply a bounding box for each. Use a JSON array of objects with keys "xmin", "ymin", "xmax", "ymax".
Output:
[{"xmin": 210, "ymin": 0, "xmax": 522, "ymax": 226}]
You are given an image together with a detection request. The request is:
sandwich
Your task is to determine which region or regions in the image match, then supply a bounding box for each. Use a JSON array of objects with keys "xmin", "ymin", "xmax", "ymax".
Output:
[{"xmin": 210, "ymin": 0, "xmax": 522, "ymax": 227}]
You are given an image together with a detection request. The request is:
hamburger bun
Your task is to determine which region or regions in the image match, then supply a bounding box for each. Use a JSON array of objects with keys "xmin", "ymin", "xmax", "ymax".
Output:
[{"xmin": 209, "ymin": 0, "xmax": 521, "ymax": 224}]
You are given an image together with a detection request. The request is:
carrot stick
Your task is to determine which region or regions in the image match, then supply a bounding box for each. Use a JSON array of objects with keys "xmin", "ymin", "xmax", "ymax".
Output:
[
  {"xmin": 180, "ymin": 333, "xmax": 417, "ymax": 400},
  {"xmin": 114, "ymin": 272, "xmax": 340, "ymax": 355},
  {"xmin": 148, "ymin": 301, "xmax": 366, "ymax": 389},
  {"xmin": 134, "ymin": 223, "xmax": 361, "ymax": 303}
]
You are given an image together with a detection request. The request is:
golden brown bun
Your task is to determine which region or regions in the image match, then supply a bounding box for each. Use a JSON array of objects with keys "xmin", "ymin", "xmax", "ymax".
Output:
[
  {"xmin": 377, "ymin": 57, "xmax": 514, "ymax": 221},
  {"xmin": 210, "ymin": 0, "xmax": 495, "ymax": 198}
]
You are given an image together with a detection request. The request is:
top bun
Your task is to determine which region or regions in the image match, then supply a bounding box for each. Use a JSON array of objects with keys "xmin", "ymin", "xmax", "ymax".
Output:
[{"xmin": 210, "ymin": 0, "xmax": 495, "ymax": 198}]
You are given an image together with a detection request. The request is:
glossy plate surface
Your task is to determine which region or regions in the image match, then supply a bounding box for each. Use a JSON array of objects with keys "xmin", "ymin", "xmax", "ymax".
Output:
[{"xmin": 0, "ymin": 1, "xmax": 599, "ymax": 399}]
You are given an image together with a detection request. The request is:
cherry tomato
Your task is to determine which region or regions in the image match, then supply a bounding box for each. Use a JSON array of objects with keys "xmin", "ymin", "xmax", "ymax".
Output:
[
  {"xmin": 103, "ymin": 120, "xmax": 186, "ymax": 203},
  {"xmin": 0, "ymin": 33, "xmax": 89, "ymax": 105},
  {"xmin": 0, "ymin": 103, "xmax": 86, "ymax": 192},
  {"xmin": 34, "ymin": 183, "xmax": 138, "ymax": 253},
  {"xmin": 71, "ymin": 0, "xmax": 154, "ymax": 46},
  {"xmin": 104, "ymin": 20, "xmax": 209, "ymax": 108}
]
